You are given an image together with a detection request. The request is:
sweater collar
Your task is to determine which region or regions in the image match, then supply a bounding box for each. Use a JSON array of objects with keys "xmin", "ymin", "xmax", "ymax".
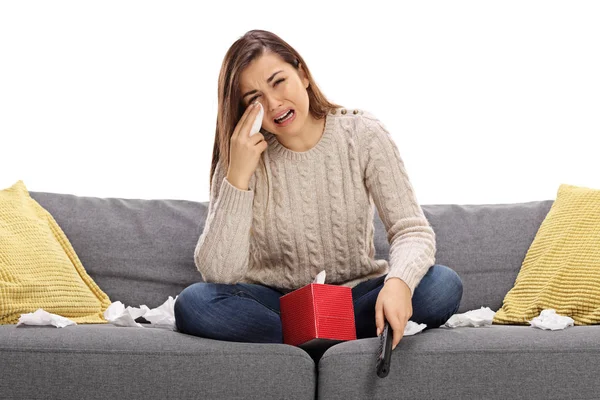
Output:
[{"xmin": 265, "ymin": 111, "xmax": 335, "ymax": 161}]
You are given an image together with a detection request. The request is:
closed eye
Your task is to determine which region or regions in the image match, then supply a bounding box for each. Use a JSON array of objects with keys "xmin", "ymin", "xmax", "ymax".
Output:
[{"xmin": 247, "ymin": 79, "xmax": 285, "ymax": 104}]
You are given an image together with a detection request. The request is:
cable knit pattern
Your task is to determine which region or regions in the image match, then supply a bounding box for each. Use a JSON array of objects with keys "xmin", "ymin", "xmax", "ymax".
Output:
[
  {"xmin": 194, "ymin": 107, "xmax": 436, "ymax": 295},
  {"xmin": 193, "ymin": 159, "xmax": 254, "ymax": 284},
  {"xmin": 248, "ymin": 162, "xmax": 272, "ymax": 276},
  {"xmin": 297, "ymin": 160, "xmax": 324, "ymax": 281},
  {"xmin": 324, "ymin": 133, "xmax": 350, "ymax": 276},
  {"xmin": 270, "ymin": 158, "xmax": 297, "ymax": 282},
  {"xmin": 343, "ymin": 119, "xmax": 370, "ymax": 269}
]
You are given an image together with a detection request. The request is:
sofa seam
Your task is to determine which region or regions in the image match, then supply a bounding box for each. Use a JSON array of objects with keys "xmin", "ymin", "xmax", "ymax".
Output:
[{"xmin": 0, "ymin": 347, "xmax": 315, "ymax": 361}]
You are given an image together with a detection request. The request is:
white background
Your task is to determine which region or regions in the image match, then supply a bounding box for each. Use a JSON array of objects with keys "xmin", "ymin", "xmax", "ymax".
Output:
[{"xmin": 1, "ymin": 1, "xmax": 598, "ymax": 205}]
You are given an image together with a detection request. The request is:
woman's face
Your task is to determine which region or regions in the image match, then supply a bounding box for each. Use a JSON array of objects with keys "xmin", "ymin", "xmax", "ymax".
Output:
[{"xmin": 239, "ymin": 52, "xmax": 310, "ymax": 137}]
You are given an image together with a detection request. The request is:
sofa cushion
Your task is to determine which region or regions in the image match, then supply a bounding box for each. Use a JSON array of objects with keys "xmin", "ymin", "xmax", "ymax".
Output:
[
  {"xmin": 494, "ymin": 184, "xmax": 600, "ymax": 325},
  {"xmin": 0, "ymin": 181, "xmax": 111, "ymax": 325},
  {"xmin": 317, "ymin": 325, "xmax": 600, "ymax": 399},
  {"xmin": 0, "ymin": 324, "xmax": 316, "ymax": 400}
]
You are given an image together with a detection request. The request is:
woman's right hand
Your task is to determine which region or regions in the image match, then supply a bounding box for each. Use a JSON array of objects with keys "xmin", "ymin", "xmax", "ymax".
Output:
[{"xmin": 227, "ymin": 102, "xmax": 268, "ymax": 190}]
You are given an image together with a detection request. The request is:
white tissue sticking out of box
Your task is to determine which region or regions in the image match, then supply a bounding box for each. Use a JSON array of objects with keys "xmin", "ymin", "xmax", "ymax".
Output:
[
  {"xmin": 17, "ymin": 309, "xmax": 77, "ymax": 328},
  {"xmin": 104, "ymin": 295, "xmax": 178, "ymax": 330},
  {"xmin": 313, "ymin": 270, "xmax": 327, "ymax": 284},
  {"xmin": 442, "ymin": 306, "xmax": 496, "ymax": 328},
  {"xmin": 250, "ymin": 102, "xmax": 264, "ymax": 136},
  {"xmin": 528, "ymin": 309, "xmax": 574, "ymax": 330}
]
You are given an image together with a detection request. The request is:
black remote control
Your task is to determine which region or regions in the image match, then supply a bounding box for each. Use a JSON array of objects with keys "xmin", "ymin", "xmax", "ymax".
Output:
[{"xmin": 376, "ymin": 320, "xmax": 393, "ymax": 378}]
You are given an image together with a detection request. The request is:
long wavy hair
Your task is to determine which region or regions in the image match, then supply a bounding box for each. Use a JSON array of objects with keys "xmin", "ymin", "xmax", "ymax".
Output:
[{"xmin": 210, "ymin": 29, "xmax": 343, "ymax": 188}]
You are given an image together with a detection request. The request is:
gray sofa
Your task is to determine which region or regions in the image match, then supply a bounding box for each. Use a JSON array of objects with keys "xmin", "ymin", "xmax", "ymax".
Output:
[{"xmin": 2, "ymin": 190, "xmax": 599, "ymax": 400}]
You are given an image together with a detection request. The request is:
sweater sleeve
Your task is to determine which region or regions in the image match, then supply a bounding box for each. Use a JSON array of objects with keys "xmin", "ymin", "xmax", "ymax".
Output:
[
  {"xmin": 360, "ymin": 114, "xmax": 437, "ymax": 296},
  {"xmin": 193, "ymin": 159, "xmax": 254, "ymax": 284}
]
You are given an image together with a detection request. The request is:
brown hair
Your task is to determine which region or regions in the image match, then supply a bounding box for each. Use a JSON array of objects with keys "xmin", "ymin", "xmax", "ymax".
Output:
[{"xmin": 209, "ymin": 29, "xmax": 343, "ymax": 188}]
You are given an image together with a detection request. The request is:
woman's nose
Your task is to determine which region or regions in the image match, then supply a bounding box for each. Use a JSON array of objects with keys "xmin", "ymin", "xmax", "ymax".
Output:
[{"xmin": 263, "ymin": 93, "xmax": 283, "ymax": 113}]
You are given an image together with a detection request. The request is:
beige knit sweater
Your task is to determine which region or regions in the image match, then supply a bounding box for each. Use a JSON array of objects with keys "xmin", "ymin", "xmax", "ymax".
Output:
[{"xmin": 194, "ymin": 107, "xmax": 436, "ymax": 296}]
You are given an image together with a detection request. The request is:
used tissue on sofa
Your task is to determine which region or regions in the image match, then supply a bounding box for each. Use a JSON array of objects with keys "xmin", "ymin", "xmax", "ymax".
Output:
[
  {"xmin": 441, "ymin": 306, "xmax": 575, "ymax": 330},
  {"xmin": 16, "ymin": 296, "xmax": 178, "ymax": 330},
  {"xmin": 529, "ymin": 309, "xmax": 575, "ymax": 330},
  {"xmin": 442, "ymin": 306, "xmax": 496, "ymax": 328},
  {"xmin": 103, "ymin": 295, "xmax": 178, "ymax": 330},
  {"xmin": 17, "ymin": 309, "xmax": 77, "ymax": 328},
  {"xmin": 403, "ymin": 321, "xmax": 427, "ymax": 335}
]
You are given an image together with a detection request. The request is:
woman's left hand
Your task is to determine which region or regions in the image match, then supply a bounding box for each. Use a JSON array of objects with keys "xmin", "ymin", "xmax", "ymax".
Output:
[{"xmin": 375, "ymin": 277, "xmax": 413, "ymax": 350}]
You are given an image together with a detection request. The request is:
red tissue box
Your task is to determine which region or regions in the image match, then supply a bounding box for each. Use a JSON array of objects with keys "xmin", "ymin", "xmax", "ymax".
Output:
[{"xmin": 279, "ymin": 283, "xmax": 357, "ymax": 349}]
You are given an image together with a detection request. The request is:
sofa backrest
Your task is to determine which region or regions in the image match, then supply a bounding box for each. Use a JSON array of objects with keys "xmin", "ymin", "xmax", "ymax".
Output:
[
  {"xmin": 28, "ymin": 190, "xmax": 553, "ymax": 313},
  {"xmin": 419, "ymin": 201, "xmax": 553, "ymax": 312},
  {"xmin": 29, "ymin": 191, "xmax": 207, "ymax": 309}
]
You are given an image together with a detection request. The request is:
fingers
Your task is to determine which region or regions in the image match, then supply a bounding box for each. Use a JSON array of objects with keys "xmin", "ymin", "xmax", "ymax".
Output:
[
  {"xmin": 389, "ymin": 315, "xmax": 407, "ymax": 351},
  {"xmin": 234, "ymin": 102, "xmax": 257, "ymax": 137},
  {"xmin": 235, "ymin": 101, "xmax": 262, "ymax": 139},
  {"xmin": 252, "ymin": 132, "xmax": 266, "ymax": 145},
  {"xmin": 375, "ymin": 299, "xmax": 384, "ymax": 336}
]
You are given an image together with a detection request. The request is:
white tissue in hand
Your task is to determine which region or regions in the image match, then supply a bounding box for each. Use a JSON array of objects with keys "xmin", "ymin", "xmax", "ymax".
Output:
[
  {"xmin": 250, "ymin": 102, "xmax": 264, "ymax": 136},
  {"xmin": 443, "ymin": 306, "xmax": 496, "ymax": 328},
  {"xmin": 313, "ymin": 270, "xmax": 326, "ymax": 284},
  {"xmin": 17, "ymin": 309, "xmax": 77, "ymax": 328},
  {"xmin": 529, "ymin": 309, "xmax": 574, "ymax": 330},
  {"xmin": 103, "ymin": 295, "xmax": 178, "ymax": 330}
]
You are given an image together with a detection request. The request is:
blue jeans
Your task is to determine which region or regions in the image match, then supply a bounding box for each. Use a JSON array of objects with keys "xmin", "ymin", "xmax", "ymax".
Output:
[{"xmin": 174, "ymin": 264, "xmax": 463, "ymax": 343}]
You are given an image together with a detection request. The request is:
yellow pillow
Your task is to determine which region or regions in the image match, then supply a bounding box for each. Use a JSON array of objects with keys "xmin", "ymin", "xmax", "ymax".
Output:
[
  {"xmin": 493, "ymin": 183, "xmax": 600, "ymax": 326},
  {"xmin": 0, "ymin": 180, "xmax": 111, "ymax": 325}
]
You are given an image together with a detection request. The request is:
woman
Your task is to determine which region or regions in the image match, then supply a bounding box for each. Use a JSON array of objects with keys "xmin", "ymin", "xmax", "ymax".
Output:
[{"xmin": 174, "ymin": 29, "xmax": 463, "ymax": 359}]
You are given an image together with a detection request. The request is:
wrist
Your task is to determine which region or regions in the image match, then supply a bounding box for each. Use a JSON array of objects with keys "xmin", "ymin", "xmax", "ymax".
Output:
[
  {"xmin": 226, "ymin": 174, "xmax": 249, "ymax": 191},
  {"xmin": 385, "ymin": 277, "xmax": 408, "ymax": 289}
]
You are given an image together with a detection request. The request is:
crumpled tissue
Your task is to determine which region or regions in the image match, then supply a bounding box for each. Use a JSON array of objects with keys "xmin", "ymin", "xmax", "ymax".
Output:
[
  {"xmin": 528, "ymin": 309, "xmax": 574, "ymax": 330},
  {"xmin": 103, "ymin": 295, "xmax": 178, "ymax": 330},
  {"xmin": 442, "ymin": 306, "xmax": 496, "ymax": 328},
  {"xmin": 16, "ymin": 296, "xmax": 179, "ymax": 330},
  {"xmin": 402, "ymin": 321, "xmax": 428, "ymax": 335},
  {"xmin": 313, "ymin": 270, "xmax": 427, "ymax": 336},
  {"xmin": 441, "ymin": 306, "xmax": 575, "ymax": 330},
  {"xmin": 17, "ymin": 309, "xmax": 77, "ymax": 328}
]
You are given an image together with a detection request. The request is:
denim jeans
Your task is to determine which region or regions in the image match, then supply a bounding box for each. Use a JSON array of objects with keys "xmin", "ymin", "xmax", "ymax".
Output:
[{"xmin": 174, "ymin": 264, "xmax": 463, "ymax": 344}]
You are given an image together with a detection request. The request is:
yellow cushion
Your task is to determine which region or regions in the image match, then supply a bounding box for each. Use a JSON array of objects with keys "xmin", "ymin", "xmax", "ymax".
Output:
[
  {"xmin": 0, "ymin": 180, "xmax": 111, "ymax": 325},
  {"xmin": 493, "ymin": 183, "xmax": 600, "ymax": 326}
]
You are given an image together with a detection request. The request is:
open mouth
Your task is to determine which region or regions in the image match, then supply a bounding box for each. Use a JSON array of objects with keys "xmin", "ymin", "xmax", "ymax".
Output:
[{"xmin": 274, "ymin": 109, "xmax": 295, "ymax": 126}]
